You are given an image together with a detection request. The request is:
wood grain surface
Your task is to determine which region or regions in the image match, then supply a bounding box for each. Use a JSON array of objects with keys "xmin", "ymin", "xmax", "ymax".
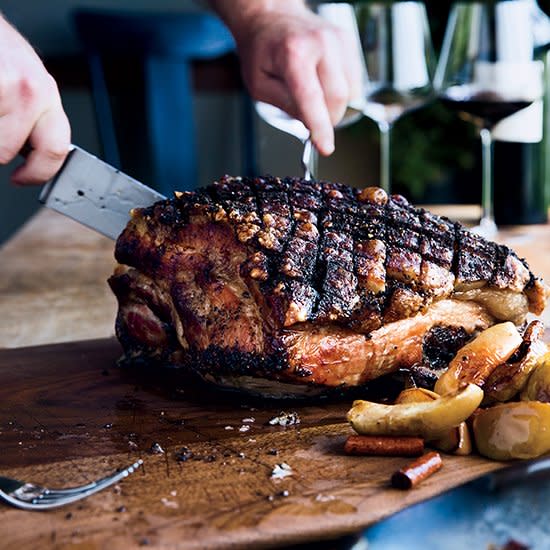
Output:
[
  {"xmin": 1, "ymin": 208, "xmax": 550, "ymax": 548},
  {"xmin": 0, "ymin": 209, "xmax": 117, "ymax": 348},
  {"xmin": 0, "ymin": 338, "xmax": 505, "ymax": 550}
]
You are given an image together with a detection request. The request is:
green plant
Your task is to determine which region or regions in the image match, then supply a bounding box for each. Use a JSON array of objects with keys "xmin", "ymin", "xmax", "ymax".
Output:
[{"xmin": 391, "ymin": 102, "xmax": 478, "ymax": 201}]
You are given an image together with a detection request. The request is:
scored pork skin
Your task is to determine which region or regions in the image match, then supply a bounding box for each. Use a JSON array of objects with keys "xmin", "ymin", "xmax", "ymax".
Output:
[{"xmin": 109, "ymin": 176, "xmax": 547, "ymax": 393}]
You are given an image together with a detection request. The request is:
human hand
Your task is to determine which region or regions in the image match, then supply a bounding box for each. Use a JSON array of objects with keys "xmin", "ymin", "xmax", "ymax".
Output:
[
  {"xmin": 0, "ymin": 16, "xmax": 71, "ymax": 184},
  {"xmin": 213, "ymin": 0, "xmax": 363, "ymax": 156}
]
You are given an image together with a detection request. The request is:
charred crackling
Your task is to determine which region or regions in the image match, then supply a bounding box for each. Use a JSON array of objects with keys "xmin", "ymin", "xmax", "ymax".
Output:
[
  {"xmin": 423, "ymin": 326, "xmax": 471, "ymax": 371},
  {"xmin": 109, "ymin": 176, "xmax": 547, "ymax": 395}
]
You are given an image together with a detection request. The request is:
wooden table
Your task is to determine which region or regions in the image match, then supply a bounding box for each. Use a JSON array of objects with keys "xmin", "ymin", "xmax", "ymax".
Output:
[
  {"xmin": 0, "ymin": 209, "xmax": 117, "ymax": 349},
  {"xmin": 0, "ymin": 208, "xmax": 549, "ymax": 549}
]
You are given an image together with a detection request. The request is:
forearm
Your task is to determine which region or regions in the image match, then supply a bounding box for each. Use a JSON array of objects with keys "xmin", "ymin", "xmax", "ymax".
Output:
[{"xmin": 209, "ymin": 0, "xmax": 308, "ymax": 36}]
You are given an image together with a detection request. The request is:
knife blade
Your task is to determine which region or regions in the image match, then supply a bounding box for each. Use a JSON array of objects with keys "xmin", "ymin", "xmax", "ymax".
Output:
[{"xmin": 39, "ymin": 145, "xmax": 166, "ymax": 239}]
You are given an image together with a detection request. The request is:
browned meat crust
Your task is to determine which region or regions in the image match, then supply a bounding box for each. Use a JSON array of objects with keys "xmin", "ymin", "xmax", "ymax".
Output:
[{"xmin": 109, "ymin": 176, "xmax": 547, "ymax": 394}]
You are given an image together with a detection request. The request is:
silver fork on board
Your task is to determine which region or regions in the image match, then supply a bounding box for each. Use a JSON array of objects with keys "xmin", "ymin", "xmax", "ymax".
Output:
[{"xmin": 0, "ymin": 458, "xmax": 143, "ymax": 511}]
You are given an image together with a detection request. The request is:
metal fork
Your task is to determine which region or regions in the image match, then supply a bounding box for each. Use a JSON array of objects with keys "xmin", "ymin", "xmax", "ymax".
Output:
[{"xmin": 0, "ymin": 459, "xmax": 143, "ymax": 511}]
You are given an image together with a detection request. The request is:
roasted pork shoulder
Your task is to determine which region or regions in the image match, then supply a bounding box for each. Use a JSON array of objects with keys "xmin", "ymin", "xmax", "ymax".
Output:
[{"xmin": 109, "ymin": 176, "xmax": 548, "ymax": 397}]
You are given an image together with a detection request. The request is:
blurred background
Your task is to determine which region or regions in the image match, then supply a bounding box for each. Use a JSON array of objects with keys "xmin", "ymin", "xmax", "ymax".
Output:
[{"xmin": 0, "ymin": 1, "xmax": 545, "ymax": 244}]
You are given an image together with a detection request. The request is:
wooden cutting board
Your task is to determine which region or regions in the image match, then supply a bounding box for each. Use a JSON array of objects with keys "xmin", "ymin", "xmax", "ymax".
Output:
[{"xmin": 0, "ymin": 338, "xmax": 505, "ymax": 549}]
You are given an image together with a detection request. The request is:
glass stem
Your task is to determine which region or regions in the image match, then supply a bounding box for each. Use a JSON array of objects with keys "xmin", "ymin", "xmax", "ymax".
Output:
[
  {"xmin": 480, "ymin": 127, "xmax": 495, "ymax": 227},
  {"xmin": 378, "ymin": 122, "xmax": 392, "ymax": 193},
  {"xmin": 302, "ymin": 137, "xmax": 318, "ymax": 181}
]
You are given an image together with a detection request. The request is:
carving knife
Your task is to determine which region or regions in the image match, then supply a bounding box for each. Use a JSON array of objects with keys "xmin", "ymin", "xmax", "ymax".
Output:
[{"xmin": 39, "ymin": 145, "xmax": 166, "ymax": 239}]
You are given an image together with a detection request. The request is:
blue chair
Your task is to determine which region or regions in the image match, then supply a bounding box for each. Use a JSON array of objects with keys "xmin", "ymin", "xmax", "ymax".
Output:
[{"xmin": 73, "ymin": 10, "xmax": 256, "ymax": 195}]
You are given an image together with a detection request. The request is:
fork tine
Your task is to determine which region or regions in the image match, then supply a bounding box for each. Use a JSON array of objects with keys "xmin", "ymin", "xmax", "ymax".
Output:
[
  {"xmin": 37, "ymin": 464, "xmax": 134, "ymax": 498},
  {"xmin": 40, "ymin": 480, "xmax": 103, "ymax": 495},
  {"xmin": 31, "ymin": 459, "xmax": 143, "ymax": 504},
  {"xmin": 0, "ymin": 459, "xmax": 144, "ymax": 510}
]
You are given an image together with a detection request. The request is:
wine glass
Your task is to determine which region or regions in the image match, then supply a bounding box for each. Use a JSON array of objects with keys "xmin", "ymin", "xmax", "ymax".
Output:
[
  {"xmin": 255, "ymin": 102, "xmax": 363, "ymax": 180},
  {"xmin": 255, "ymin": 3, "xmax": 365, "ymax": 180},
  {"xmin": 354, "ymin": 1, "xmax": 435, "ymax": 193},
  {"xmin": 435, "ymin": 1, "xmax": 544, "ymax": 237}
]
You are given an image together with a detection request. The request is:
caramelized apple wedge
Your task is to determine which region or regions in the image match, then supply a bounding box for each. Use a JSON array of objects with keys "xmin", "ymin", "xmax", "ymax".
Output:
[
  {"xmin": 483, "ymin": 321, "xmax": 548, "ymax": 404},
  {"xmin": 453, "ymin": 422, "xmax": 473, "ymax": 456},
  {"xmin": 520, "ymin": 351, "xmax": 550, "ymax": 402},
  {"xmin": 434, "ymin": 322, "xmax": 522, "ymax": 395},
  {"xmin": 473, "ymin": 401, "xmax": 550, "ymax": 460},
  {"xmin": 394, "ymin": 387, "xmax": 472, "ymax": 454},
  {"xmin": 347, "ymin": 383, "xmax": 483, "ymax": 440},
  {"xmin": 394, "ymin": 387, "xmax": 439, "ymax": 405}
]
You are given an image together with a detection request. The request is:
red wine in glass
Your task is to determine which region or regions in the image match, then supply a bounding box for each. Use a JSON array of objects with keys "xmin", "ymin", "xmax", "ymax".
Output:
[
  {"xmin": 435, "ymin": 2, "xmax": 544, "ymax": 237},
  {"xmin": 440, "ymin": 89, "xmax": 534, "ymax": 129}
]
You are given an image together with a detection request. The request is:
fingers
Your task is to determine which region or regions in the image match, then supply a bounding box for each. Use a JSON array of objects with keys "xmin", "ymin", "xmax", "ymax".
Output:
[
  {"xmin": 242, "ymin": 33, "xmax": 336, "ymax": 153},
  {"xmin": 281, "ymin": 41, "xmax": 335, "ymax": 155},
  {"xmin": 0, "ymin": 111, "xmax": 34, "ymax": 169},
  {"xmin": 11, "ymin": 105, "xmax": 71, "ymax": 185},
  {"xmin": 237, "ymin": 11, "xmax": 364, "ymax": 157},
  {"xmin": 316, "ymin": 29, "xmax": 351, "ymax": 127},
  {"xmin": 0, "ymin": 17, "xmax": 71, "ymax": 185},
  {"xmin": 244, "ymin": 69, "xmax": 296, "ymax": 120},
  {"xmin": 279, "ymin": 25, "xmax": 357, "ymax": 155}
]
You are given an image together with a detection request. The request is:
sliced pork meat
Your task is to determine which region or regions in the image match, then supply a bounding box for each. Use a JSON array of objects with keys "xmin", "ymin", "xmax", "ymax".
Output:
[{"xmin": 109, "ymin": 176, "xmax": 548, "ymax": 396}]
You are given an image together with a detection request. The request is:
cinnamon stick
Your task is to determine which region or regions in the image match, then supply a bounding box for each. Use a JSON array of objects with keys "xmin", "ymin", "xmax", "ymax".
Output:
[
  {"xmin": 344, "ymin": 435, "xmax": 424, "ymax": 457},
  {"xmin": 391, "ymin": 451, "xmax": 443, "ymax": 490}
]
